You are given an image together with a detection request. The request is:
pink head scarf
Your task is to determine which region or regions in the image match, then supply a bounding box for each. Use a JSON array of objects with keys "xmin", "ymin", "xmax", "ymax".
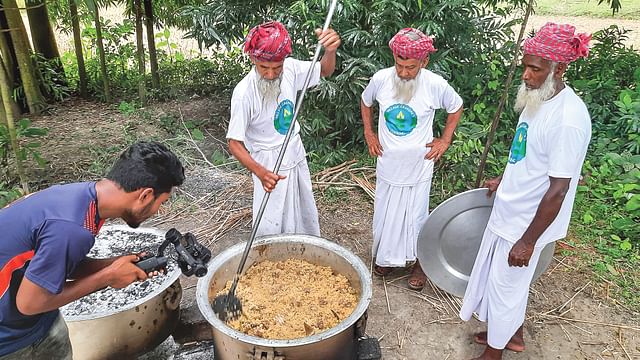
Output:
[
  {"xmin": 389, "ymin": 28, "xmax": 436, "ymax": 60},
  {"xmin": 523, "ymin": 22, "xmax": 591, "ymax": 63},
  {"xmin": 244, "ymin": 21, "xmax": 292, "ymax": 62}
]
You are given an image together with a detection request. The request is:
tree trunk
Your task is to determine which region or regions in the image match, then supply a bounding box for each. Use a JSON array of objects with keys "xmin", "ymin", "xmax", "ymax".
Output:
[
  {"xmin": 0, "ymin": 55, "xmax": 29, "ymax": 193},
  {"xmin": 0, "ymin": 4, "xmax": 18, "ymax": 87},
  {"xmin": 143, "ymin": 0, "xmax": 159, "ymax": 88},
  {"xmin": 2, "ymin": 0, "xmax": 45, "ymax": 114},
  {"xmin": 69, "ymin": 0, "xmax": 87, "ymax": 98},
  {"xmin": 26, "ymin": 0, "xmax": 60, "ymax": 60},
  {"xmin": 134, "ymin": 0, "xmax": 146, "ymax": 104},
  {"xmin": 93, "ymin": 5, "xmax": 111, "ymax": 102},
  {"xmin": 27, "ymin": 0, "xmax": 66, "ymax": 96}
]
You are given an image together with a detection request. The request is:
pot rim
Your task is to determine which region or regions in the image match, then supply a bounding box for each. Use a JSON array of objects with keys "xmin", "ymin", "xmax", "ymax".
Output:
[
  {"xmin": 63, "ymin": 225, "xmax": 181, "ymax": 321},
  {"xmin": 196, "ymin": 234, "xmax": 373, "ymax": 347}
]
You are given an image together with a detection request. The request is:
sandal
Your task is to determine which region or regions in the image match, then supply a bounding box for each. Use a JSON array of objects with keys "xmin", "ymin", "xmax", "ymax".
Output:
[
  {"xmin": 373, "ymin": 265, "xmax": 394, "ymax": 277},
  {"xmin": 407, "ymin": 262, "xmax": 427, "ymax": 290}
]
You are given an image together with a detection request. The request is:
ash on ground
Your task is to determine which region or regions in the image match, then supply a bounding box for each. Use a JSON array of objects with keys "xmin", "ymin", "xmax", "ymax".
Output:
[
  {"xmin": 180, "ymin": 167, "xmax": 236, "ymax": 199},
  {"xmin": 61, "ymin": 228, "xmax": 177, "ymax": 317},
  {"xmin": 138, "ymin": 336, "xmax": 215, "ymax": 360}
]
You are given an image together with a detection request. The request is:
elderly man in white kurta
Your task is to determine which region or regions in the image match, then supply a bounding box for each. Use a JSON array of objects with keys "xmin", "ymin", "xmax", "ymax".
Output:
[
  {"xmin": 459, "ymin": 23, "xmax": 592, "ymax": 360},
  {"xmin": 361, "ymin": 28, "xmax": 463, "ymax": 290},
  {"xmin": 226, "ymin": 21, "xmax": 341, "ymax": 236}
]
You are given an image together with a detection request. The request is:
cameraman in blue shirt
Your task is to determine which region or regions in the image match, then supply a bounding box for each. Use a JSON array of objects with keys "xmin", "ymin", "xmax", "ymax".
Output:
[{"xmin": 0, "ymin": 141, "xmax": 184, "ymax": 359}]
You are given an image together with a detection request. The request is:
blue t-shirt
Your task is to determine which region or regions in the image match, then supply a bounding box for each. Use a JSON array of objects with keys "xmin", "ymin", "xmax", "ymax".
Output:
[{"xmin": 0, "ymin": 182, "xmax": 101, "ymax": 355}]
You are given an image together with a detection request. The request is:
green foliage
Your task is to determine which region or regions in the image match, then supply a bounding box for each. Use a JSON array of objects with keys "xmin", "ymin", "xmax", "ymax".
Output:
[
  {"xmin": 570, "ymin": 26, "xmax": 640, "ymax": 133},
  {"xmin": 0, "ymin": 119, "xmax": 48, "ymax": 205},
  {"xmin": 60, "ymin": 12, "xmax": 250, "ymax": 101},
  {"xmin": 566, "ymin": 27, "xmax": 640, "ymax": 269},
  {"xmin": 118, "ymin": 100, "xmax": 138, "ymax": 115},
  {"xmin": 578, "ymin": 154, "xmax": 640, "ymax": 244},
  {"xmin": 612, "ymin": 69, "xmax": 640, "ymax": 154},
  {"xmin": 0, "ymin": 119, "xmax": 48, "ymax": 169},
  {"xmin": 12, "ymin": 54, "xmax": 72, "ymax": 109},
  {"xmin": 0, "ymin": 182, "xmax": 22, "ymax": 208},
  {"xmin": 567, "ymin": 25, "xmax": 640, "ymax": 264},
  {"xmin": 321, "ymin": 186, "xmax": 349, "ymax": 203},
  {"xmin": 156, "ymin": 42, "xmax": 250, "ymax": 99}
]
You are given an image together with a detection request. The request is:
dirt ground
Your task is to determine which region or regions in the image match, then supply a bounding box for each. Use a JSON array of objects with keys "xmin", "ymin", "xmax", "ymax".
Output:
[{"xmin": 31, "ymin": 98, "xmax": 640, "ymax": 359}]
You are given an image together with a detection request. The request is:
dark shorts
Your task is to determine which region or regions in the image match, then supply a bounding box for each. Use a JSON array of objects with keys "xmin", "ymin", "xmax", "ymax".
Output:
[{"xmin": 0, "ymin": 314, "xmax": 72, "ymax": 360}]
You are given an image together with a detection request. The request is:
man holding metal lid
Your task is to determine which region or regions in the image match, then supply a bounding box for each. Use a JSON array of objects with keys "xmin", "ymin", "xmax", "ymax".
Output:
[
  {"xmin": 459, "ymin": 22, "xmax": 592, "ymax": 360},
  {"xmin": 226, "ymin": 21, "xmax": 341, "ymax": 237},
  {"xmin": 361, "ymin": 28, "xmax": 463, "ymax": 290}
]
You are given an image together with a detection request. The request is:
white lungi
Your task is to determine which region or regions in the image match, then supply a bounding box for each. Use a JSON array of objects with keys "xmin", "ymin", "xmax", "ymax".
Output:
[
  {"xmin": 372, "ymin": 177, "xmax": 431, "ymax": 267},
  {"xmin": 252, "ymin": 158, "xmax": 320, "ymax": 237},
  {"xmin": 459, "ymin": 228, "xmax": 545, "ymax": 349}
]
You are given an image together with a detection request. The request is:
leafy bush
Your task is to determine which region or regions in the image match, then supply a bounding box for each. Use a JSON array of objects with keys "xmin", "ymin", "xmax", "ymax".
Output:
[
  {"xmin": 60, "ymin": 16, "xmax": 249, "ymax": 102},
  {"xmin": 156, "ymin": 43, "xmax": 250, "ymax": 99},
  {"xmin": 568, "ymin": 27, "xmax": 640, "ymax": 262},
  {"xmin": 0, "ymin": 183, "xmax": 22, "ymax": 209},
  {"xmin": 570, "ymin": 26, "xmax": 640, "ymax": 133},
  {"xmin": 0, "ymin": 119, "xmax": 48, "ymax": 206}
]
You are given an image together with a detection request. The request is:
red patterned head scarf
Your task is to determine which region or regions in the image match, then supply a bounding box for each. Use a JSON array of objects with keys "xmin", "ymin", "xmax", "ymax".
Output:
[
  {"xmin": 523, "ymin": 22, "xmax": 591, "ymax": 63},
  {"xmin": 244, "ymin": 21, "xmax": 292, "ymax": 62},
  {"xmin": 389, "ymin": 28, "xmax": 436, "ymax": 60}
]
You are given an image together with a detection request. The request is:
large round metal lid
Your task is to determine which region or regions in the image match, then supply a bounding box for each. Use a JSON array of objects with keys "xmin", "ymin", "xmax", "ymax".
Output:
[{"xmin": 417, "ymin": 188, "xmax": 555, "ymax": 298}]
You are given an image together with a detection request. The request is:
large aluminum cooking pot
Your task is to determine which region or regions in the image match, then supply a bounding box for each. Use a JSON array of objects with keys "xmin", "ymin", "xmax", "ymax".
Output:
[
  {"xmin": 196, "ymin": 234, "xmax": 372, "ymax": 360},
  {"xmin": 63, "ymin": 226, "xmax": 182, "ymax": 360}
]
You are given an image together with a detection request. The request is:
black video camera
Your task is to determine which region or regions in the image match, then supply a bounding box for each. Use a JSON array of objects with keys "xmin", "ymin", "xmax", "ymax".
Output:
[{"xmin": 135, "ymin": 228, "xmax": 211, "ymax": 277}]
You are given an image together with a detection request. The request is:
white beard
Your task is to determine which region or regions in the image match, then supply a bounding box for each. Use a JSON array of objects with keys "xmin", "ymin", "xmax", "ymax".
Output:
[
  {"xmin": 256, "ymin": 69, "xmax": 282, "ymax": 102},
  {"xmin": 514, "ymin": 70, "xmax": 557, "ymax": 114},
  {"xmin": 392, "ymin": 72, "xmax": 417, "ymax": 103}
]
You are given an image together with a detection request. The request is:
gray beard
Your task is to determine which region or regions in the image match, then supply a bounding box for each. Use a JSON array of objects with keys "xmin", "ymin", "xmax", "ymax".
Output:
[
  {"xmin": 256, "ymin": 69, "xmax": 282, "ymax": 102},
  {"xmin": 514, "ymin": 70, "xmax": 557, "ymax": 114},
  {"xmin": 392, "ymin": 72, "xmax": 417, "ymax": 103}
]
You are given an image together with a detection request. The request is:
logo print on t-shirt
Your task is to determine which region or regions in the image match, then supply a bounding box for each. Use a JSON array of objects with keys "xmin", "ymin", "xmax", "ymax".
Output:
[
  {"xmin": 384, "ymin": 104, "xmax": 417, "ymax": 136},
  {"xmin": 508, "ymin": 122, "xmax": 528, "ymax": 164},
  {"xmin": 274, "ymin": 99, "xmax": 295, "ymax": 135}
]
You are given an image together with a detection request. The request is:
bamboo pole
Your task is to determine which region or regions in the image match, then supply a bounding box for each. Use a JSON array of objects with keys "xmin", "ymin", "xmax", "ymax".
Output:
[
  {"xmin": 0, "ymin": 54, "xmax": 28, "ymax": 192},
  {"xmin": 475, "ymin": 0, "xmax": 534, "ymax": 186}
]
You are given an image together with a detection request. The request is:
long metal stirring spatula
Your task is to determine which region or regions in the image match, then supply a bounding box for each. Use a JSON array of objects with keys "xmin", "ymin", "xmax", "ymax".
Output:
[{"xmin": 212, "ymin": 0, "xmax": 339, "ymax": 322}]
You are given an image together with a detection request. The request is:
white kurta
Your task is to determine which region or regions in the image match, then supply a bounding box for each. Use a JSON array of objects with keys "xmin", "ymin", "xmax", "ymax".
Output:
[
  {"xmin": 459, "ymin": 86, "xmax": 592, "ymax": 349},
  {"xmin": 227, "ymin": 58, "xmax": 322, "ymax": 237},
  {"xmin": 361, "ymin": 68, "xmax": 463, "ymax": 267}
]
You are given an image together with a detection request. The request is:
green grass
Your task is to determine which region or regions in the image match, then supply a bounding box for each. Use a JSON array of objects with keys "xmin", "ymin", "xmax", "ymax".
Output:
[
  {"xmin": 568, "ymin": 200, "xmax": 640, "ymax": 311},
  {"xmin": 534, "ymin": 0, "xmax": 640, "ymax": 19}
]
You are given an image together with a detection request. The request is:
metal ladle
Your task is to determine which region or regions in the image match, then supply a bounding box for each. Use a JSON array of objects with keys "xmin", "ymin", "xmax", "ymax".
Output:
[{"xmin": 212, "ymin": 0, "xmax": 339, "ymax": 322}]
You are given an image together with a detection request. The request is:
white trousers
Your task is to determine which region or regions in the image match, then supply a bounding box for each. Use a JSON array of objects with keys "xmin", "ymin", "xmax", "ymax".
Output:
[
  {"xmin": 459, "ymin": 228, "xmax": 545, "ymax": 349},
  {"xmin": 252, "ymin": 159, "xmax": 320, "ymax": 237},
  {"xmin": 372, "ymin": 178, "xmax": 431, "ymax": 267}
]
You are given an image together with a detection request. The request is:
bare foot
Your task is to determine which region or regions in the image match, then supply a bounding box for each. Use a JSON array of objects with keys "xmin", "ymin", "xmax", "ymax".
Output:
[
  {"xmin": 473, "ymin": 331, "xmax": 525, "ymax": 352},
  {"xmin": 469, "ymin": 345, "xmax": 504, "ymax": 360}
]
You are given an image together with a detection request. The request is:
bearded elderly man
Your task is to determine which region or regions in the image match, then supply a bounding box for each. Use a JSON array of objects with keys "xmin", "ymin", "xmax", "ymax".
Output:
[
  {"xmin": 459, "ymin": 23, "xmax": 592, "ymax": 360},
  {"xmin": 227, "ymin": 21, "xmax": 340, "ymax": 236},
  {"xmin": 361, "ymin": 28, "xmax": 464, "ymax": 290}
]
